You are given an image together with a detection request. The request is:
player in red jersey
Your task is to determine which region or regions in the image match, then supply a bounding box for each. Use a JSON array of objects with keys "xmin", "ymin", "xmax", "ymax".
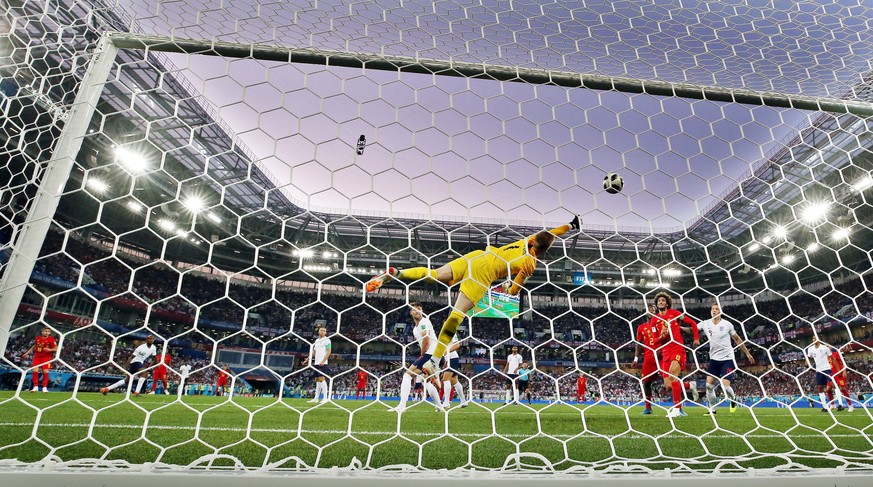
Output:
[
  {"xmin": 355, "ymin": 368, "xmax": 368, "ymax": 399},
  {"xmin": 149, "ymin": 351, "xmax": 172, "ymax": 395},
  {"xmin": 649, "ymin": 292, "xmax": 700, "ymax": 418},
  {"xmin": 576, "ymin": 373, "xmax": 588, "ymax": 403},
  {"xmin": 828, "ymin": 348, "xmax": 853, "ymax": 412},
  {"xmin": 215, "ymin": 365, "xmax": 230, "ymax": 397},
  {"xmin": 22, "ymin": 327, "xmax": 58, "ymax": 393},
  {"xmin": 634, "ymin": 306, "xmax": 664, "ymax": 415}
]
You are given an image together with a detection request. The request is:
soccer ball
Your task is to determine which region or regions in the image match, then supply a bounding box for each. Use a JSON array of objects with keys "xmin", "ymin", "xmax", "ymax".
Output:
[{"xmin": 603, "ymin": 173, "xmax": 624, "ymax": 194}]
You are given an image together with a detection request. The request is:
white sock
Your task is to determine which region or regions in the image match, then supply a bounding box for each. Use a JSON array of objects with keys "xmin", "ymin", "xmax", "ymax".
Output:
[
  {"xmin": 107, "ymin": 379, "xmax": 127, "ymax": 391},
  {"xmin": 724, "ymin": 386, "xmax": 736, "ymax": 401},
  {"xmin": 425, "ymin": 382, "xmax": 442, "ymax": 407},
  {"xmin": 505, "ymin": 390, "xmax": 511, "ymax": 403},
  {"xmin": 399, "ymin": 374, "xmax": 412, "ymax": 408},
  {"xmin": 835, "ymin": 388, "xmax": 845, "ymax": 406},
  {"xmin": 320, "ymin": 382, "xmax": 329, "ymax": 400},
  {"xmin": 454, "ymin": 382, "xmax": 466, "ymax": 404},
  {"xmin": 135, "ymin": 378, "xmax": 145, "ymax": 394},
  {"xmin": 513, "ymin": 386, "xmax": 519, "ymax": 403},
  {"xmin": 706, "ymin": 382, "xmax": 717, "ymax": 408},
  {"xmin": 443, "ymin": 381, "xmax": 452, "ymax": 403},
  {"xmin": 819, "ymin": 392, "xmax": 828, "ymax": 408}
]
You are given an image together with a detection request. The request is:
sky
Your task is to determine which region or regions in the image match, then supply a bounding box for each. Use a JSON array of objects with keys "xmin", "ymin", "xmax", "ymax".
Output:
[{"xmin": 109, "ymin": 0, "xmax": 873, "ymax": 229}]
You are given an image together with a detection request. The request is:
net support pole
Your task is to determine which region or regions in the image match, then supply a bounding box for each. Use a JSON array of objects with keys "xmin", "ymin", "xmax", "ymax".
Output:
[
  {"xmin": 109, "ymin": 32, "xmax": 873, "ymax": 117},
  {"xmin": 0, "ymin": 34, "xmax": 117, "ymax": 355}
]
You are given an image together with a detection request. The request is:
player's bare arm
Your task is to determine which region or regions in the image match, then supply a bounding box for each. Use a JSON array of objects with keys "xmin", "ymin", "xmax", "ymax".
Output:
[{"xmin": 733, "ymin": 334, "xmax": 755, "ymax": 364}]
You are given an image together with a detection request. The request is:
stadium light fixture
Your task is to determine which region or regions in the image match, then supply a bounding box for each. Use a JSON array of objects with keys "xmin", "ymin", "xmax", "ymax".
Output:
[
  {"xmin": 806, "ymin": 242, "xmax": 820, "ymax": 252},
  {"xmin": 158, "ymin": 219, "xmax": 176, "ymax": 232},
  {"xmin": 206, "ymin": 212, "xmax": 221, "ymax": 224},
  {"xmin": 852, "ymin": 175, "xmax": 873, "ymax": 191},
  {"xmin": 85, "ymin": 177, "xmax": 108, "ymax": 193},
  {"xmin": 802, "ymin": 201, "xmax": 830, "ymax": 223},
  {"xmin": 772, "ymin": 226, "xmax": 787, "ymax": 239},
  {"xmin": 832, "ymin": 227, "xmax": 850, "ymax": 240},
  {"xmin": 299, "ymin": 249, "xmax": 314, "ymax": 258},
  {"xmin": 781, "ymin": 254, "xmax": 795, "ymax": 264},
  {"xmin": 761, "ymin": 235, "xmax": 772, "ymax": 244},
  {"xmin": 114, "ymin": 146, "xmax": 150, "ymax": 174},
  {"xmin": 747, "ymin": 242, "xmax": 760, "ymax": 252},
  {"xmin": 183, "ymin": 195, "xmax": 205, "ymax": 213},
  {"xmin": 175, "ymin": 228, "xmax": 188, "ymax": 237},
  {"xmin": 126, "ymin": 200, "xmax": 143, "ymax": 213}
]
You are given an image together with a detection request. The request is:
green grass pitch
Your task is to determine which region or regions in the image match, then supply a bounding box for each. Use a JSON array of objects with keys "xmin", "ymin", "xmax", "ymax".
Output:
[{"xmin": 1, "ymin": 392, "xmax": 871, "ymax": 472}]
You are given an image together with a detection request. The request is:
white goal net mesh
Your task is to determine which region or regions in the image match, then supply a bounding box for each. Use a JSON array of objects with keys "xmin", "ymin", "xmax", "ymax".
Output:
[{"xmin": 1, "ymin": 0, "xmax": 873, "ymax": 479}]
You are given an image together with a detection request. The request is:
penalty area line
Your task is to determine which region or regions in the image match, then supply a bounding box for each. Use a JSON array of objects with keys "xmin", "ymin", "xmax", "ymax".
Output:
[{"xmin": 0, "ymin": 422, "xmax": 858, "ymax": 440}]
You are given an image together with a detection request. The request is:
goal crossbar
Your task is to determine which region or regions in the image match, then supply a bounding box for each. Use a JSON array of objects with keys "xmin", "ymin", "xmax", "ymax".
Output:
[{"xmin": 109, "ymin": 32, "xmax": 873, "ymax": 117}]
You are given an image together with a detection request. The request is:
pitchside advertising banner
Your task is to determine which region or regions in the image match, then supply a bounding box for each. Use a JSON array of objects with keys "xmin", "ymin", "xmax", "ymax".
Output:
[
  {"xmin": 468, "ymin": 288, "xmax": 520, "ymax": 319},
  {"xmin": 572, "ymin": 271, "xmax": 591, "ymax": 286}
]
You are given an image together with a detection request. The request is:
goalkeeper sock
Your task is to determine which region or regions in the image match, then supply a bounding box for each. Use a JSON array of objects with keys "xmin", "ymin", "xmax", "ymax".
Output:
[
  {"xmin": 443, "ymin": 380, "xmax": 452, "ymax": 403},
  {"xmin": 399, "ymin": 374, "xmax": 413, "ymax": 408},
  {"xmin": 454, "ymin": 383, "xmax": 466, "ymax": 404},
  {"xmin": 706, "ymin": 382, "xmax": 717, "ymax": 408},
  {"xmin": 135, "ymin": 377, "xmax": 145, "ymax": 394},
  {"xmin": 432, "ymin": 310, "xmax": 465, "ymax": 360},
  {"xmin": 671, "ymin": 381, "xmax": 683, "ymax": 408},
  {"xmin": 398, "ymin": 267, "xmax": 439, "ymax": 282}
]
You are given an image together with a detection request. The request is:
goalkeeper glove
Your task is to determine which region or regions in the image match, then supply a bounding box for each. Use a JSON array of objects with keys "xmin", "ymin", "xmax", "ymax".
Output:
[{"xmin": 570, "ymin": 214, "xmax": 581, "ymax": 230}]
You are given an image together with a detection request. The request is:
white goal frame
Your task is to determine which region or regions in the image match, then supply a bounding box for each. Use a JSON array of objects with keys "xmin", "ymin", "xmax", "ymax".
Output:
[{"xmin": 1, "ymin": 31, "xmax": 873, "ymax": 484}]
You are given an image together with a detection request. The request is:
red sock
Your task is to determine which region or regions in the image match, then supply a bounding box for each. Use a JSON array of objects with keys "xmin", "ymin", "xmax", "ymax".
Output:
[
  {"xmin": 826, "ymin": 389, "xmax": 834, "ymax": 402},
  {"xmin": 42, "ymin": 372, "xmax": 49, "ymax": 388},
  {"xmin": 682, "ymin": 382, "xmax": 691, "ymax": 390},
  {"xmin": 671, "ymin": 382, "xmax": 683, "ymax": 407},
  {"xmin": 645, "ymin": 395, "xmax": 652, "ymax": 409},
  {"xmin": 32, "ymin": 371, "xmax": 39, "ymax": 388},
  {"xmin": 840, "ymin": 386, "xmax": 849, "ymax": 399}
]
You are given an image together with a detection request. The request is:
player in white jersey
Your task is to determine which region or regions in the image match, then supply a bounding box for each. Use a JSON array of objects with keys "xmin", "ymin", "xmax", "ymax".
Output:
[
  {"xmin": 440, "ymin": 334, "xmax": 468, "ymax": 408},
  {"xmin": 699, "ymin": 304, "xmax": 755, "ymax": 414},
  {"xmin": 101, "ymin": 335, "xmax": 157, "ymax": 396},
  {"xmin": 806, "ymin": 337, "xmax": 839, "ymax": 411},
  {"xmin": 389, "ymin": 303, "xmax": 445, "ymax": 413},
  {"xmin": 306, "ymin": 326, "xmax": 332, "ymax": 404},
  {"xmin": 178, "ymin": 363, "xmax": 192, "ymax": 396},
  {"xmin": 503, "ymin": 346, "xmax": 523, "ymax": 405}
]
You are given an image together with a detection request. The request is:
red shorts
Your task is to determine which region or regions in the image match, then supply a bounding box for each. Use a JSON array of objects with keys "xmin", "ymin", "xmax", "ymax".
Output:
[
  {"xmin": 154, "ymin": 370, "xmax": 167, "ymax": 381},
  {"xmin": 216, "ymin": 380, "xmax": 227, "ymax": 387},
  {"xmin": 357, "ymin": 382, "xmax": 367, "ymax": 390},
  {"xmin": 577, "ymin": 387, "xmax": 586, "ymax": 394},
  {"xmin": 33, "ymin": 355, "xmax": 53, "ymax": 369},
  {"xmin": 640, "ymin": 357, "xmax": 659, "ymax": 382},
  {"xmin": 660, "ymin": 348, "xmax": 687, "ymax": 378}
]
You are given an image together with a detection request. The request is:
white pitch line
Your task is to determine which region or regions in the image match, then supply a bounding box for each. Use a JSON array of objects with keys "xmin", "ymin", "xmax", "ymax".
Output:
[{"xmin": 0, "ymin": 422, "xmax": 869, "ymax": 440}]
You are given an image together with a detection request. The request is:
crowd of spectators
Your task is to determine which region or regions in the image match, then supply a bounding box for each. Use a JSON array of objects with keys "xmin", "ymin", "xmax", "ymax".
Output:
[{"xmin": 5, "ymin": 229, "xmax": 873, "ymax": 402}]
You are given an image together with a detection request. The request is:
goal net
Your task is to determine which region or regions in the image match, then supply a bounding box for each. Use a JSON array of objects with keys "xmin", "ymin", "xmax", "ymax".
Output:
[{"xmin": 1, "ymin": 0, "xmax": 873, "ymax": 482}]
